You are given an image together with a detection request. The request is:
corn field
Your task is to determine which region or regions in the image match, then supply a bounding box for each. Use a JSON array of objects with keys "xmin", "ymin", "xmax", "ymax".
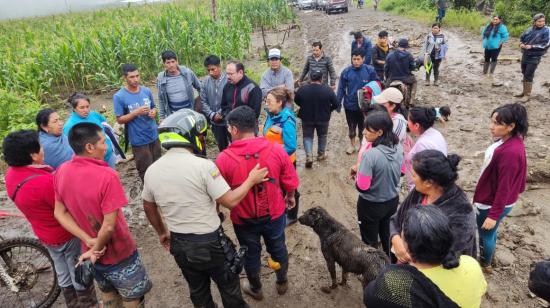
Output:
[{"xmin": 0, "ymin": 0, "xmax": 294, "ymax": 140}]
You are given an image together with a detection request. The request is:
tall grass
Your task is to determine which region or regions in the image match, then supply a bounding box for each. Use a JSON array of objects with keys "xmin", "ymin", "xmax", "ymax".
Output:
[
  {"xmin": 380, "ymin": 0, "xmax": 540, "ymax": 37},
  {"xmin": 381, "ymin": 0, "xmax": 488, "ymax": 34},
  {"xmin": 0, "ymin": 0, "xmax": 294, "ymax": 141}
]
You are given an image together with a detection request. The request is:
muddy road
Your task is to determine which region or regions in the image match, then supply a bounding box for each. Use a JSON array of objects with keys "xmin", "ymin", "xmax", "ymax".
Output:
[{"xmin": 2, "ymin": 5, "xmax": 550, "ymax": 308}]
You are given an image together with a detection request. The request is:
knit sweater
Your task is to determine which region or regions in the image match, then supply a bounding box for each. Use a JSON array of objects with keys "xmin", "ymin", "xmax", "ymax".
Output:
[{"xmin": 473, "ymin": 136, "xmax": 527, "ymax": 220}]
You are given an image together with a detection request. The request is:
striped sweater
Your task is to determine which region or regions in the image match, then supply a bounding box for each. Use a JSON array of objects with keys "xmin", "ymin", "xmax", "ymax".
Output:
[{"xmin": 299, "ymin": 54, "xmax": 337, "ymax": 86}]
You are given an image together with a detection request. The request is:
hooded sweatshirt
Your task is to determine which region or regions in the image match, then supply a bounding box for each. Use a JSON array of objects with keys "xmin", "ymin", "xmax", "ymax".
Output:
[
  {"xmin": 215, "ymin": 137, "xmax": 299, "ymax": 225},
  {"xmin": 385, "ymin": 49, "xmax": 417, "ymax": 83},
  {"xmin": 356, "ymin": 144, "xmax": 403, "ymax": 202},
  {"xmin": 337, "ymin": 64, "xmax": 379, "ymax": 112}
]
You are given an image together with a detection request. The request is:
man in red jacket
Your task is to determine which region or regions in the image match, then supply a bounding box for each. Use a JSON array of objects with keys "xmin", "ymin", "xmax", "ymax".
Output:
[{"xmin": 216, "ymin": 106, "xmax": 299, "ymax": 301}]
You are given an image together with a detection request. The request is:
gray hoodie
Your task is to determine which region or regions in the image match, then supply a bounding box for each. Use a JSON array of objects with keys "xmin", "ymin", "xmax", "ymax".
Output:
[{"xmin": 358, "ymin": 144, "xmax": 403, "ymax": 202}]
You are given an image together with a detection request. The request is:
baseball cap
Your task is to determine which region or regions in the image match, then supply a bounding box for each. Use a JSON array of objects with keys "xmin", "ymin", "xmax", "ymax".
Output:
[
  {"xmin": 398, "ymin": 38, "xmax": 410, "ymax": 49},
  {"xmin": 373, "ymin": 87, "xmax": 404, "ymax": 104},
  {"xmin": 268, "ymin": 48, "xmax": 281, "ymax": 59}
]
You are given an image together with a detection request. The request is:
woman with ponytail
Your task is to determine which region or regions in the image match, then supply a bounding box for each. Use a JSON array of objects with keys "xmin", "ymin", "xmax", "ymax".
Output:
[
  {"xmin": 262, "ymin": 87, "xmax": 300, "ymax": 226},
  {"xmin": 481, "ymin": 15, "xmax": 509, "ymax": 78},
  {"xmin": 474, "ymin": 103, "xmax": 528, "ymax": 273},
  {"xmin": 390, "ymin": 149, "xmax": 476, "ymax": 266},
  {"xmin": 366, "ymin": 206, "xmax": 487, "ymax": 308},
  {"xmin": 405, "ymin": 106, "xmax": 448, "ymax": 191},
  {"xmin": 353, "ymin": 111, "xmax": 403, "ymax": 256}
]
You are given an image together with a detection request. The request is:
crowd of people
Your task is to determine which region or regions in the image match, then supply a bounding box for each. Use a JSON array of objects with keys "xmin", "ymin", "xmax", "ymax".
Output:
[{"xmin": 2, "ymin": 9, "xmax": 549, "ymax": 308}]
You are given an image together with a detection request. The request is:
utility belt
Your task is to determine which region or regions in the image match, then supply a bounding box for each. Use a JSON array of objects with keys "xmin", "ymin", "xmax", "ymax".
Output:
[{"xmin": 171, "ymin": 227, "xmax": 247, "ymax": 276}]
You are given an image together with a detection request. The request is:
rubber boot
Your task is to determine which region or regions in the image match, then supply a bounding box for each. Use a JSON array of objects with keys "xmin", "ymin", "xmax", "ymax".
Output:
[
  {"xmin": 514, "ymin": 81, "xmax": 526, "ymax": 98},
  {"xmin": 489, "ymin": 61, "xmax": 497, "ymax": 74},
  {"xmin": 286, "ymin": 192, "xmax": 299, "ymax": 227},
  {"xmin": 433, "ymin": 71, "xmax": 439, "ymax": 87},
  {"xmin": 242, "ymin": 270, "xmax": 263, "ymax": 300},
  {"xmin": 520, "ymin": 82, "xmax": 532, "ymax": 103},
  {"xmin": 275, "ymin": 262, "xmax": 289, "ymax": 295},
  {"xmin": 305, "ymin": 155, "xmax": 313, "ymax": 168},
  {"xmin": 76, "ymin": 285, "xmax": 99, "ymax": 307},
  {"xmin": 483, "ymin": 62, "xmax": 490, "ymax": 75},
  {"xmin": 62, "ymin": 286, "xmax": 79, "ymax": 307}
]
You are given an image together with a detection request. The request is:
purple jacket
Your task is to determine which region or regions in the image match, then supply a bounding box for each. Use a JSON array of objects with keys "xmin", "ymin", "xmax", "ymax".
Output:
[{"xmin": 473, "ymin": 136, "xmax": 527, "ymax": 220}]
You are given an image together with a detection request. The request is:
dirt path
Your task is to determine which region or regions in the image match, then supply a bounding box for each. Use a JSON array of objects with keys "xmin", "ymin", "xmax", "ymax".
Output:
[{"xmin": 1, "ymin": 5, "xmax": 550, "ymax": 308}]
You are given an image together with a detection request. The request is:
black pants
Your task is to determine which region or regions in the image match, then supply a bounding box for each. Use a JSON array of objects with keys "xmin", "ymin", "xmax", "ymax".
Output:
[
  {"xmin": 484, "ymin": 47, "xmax": 501, "ymax": 63},
  {"xmin": 357, "ymin": 196, "xmax": 399, "ymax": 256},
  {"xmin": 211, "ymin": 125, "xmax": 231, "ymax": 152},
  {"xmin": 521, "ymin": 54, "xmax": 541, "ymax": 82},
  {"xmin": 285, "ymin": 162, "xmax": 300, "ymax": 220},
  {"xmin": 344, "ymin": 109, "xmax": 364, "ymax": 140},
  {"xmin": 170, "ymin": 232, "xmax": 248, "ymax": 308},
  {"xmin": 426, "ymin": 57, "xmax": 442, "ymax": 81}
]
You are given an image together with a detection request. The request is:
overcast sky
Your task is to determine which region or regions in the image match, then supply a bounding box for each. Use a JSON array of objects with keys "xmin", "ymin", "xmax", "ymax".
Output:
[{"xmin": 0, "ymin": 0, "xmax": 170, "ymax": 20}]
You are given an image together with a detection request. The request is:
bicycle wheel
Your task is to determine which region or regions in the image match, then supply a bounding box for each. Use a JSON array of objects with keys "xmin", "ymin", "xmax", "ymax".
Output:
[{"xmin": 0, "ymin": 237, "xmax": 60, "ymax": 308}]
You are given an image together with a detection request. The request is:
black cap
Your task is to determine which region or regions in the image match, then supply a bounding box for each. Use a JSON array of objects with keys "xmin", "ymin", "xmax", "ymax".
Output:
[
  {"xmin": 310, "ymin": 70, "xmax": 323, "ymax": 81},
  {"xmin": 398, "ymin": 38, "xmax": 409, "ymax": 48}
]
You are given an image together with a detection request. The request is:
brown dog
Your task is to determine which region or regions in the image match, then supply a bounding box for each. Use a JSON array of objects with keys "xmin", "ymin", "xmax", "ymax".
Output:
[{"xmin": 299, "ymin": 206, "xmax": 389, "ymax": 293}]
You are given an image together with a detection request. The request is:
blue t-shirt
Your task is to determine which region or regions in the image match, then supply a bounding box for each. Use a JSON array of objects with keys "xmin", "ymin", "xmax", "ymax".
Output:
[
  {"xmin": 113, "ymin": 87, "xmax": 159, "ymax": 146},
  {"xmin": 63, "ymin": 111, "xmax": 114, "ymax": 162}
]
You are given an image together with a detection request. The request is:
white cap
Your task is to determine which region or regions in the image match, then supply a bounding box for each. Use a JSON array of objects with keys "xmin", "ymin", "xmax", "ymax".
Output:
[
  {"xmin": 268, "ymin": 48, "xmax": 282, "ymax": 59},
  {"xmin": 373, "ymin": 87, "xmax": 404, "ymax": 104}
]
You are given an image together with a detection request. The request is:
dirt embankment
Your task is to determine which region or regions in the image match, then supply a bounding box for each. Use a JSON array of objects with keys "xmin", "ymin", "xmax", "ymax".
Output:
[{"xmin": 1, "ymin": 5, "xmax": 550, "ymax": 308}]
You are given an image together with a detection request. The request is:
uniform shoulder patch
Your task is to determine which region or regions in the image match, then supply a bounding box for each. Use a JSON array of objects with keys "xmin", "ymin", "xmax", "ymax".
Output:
[{"xmin": 209, "ymin": 166, "xmax": 221, "ymax": 179}]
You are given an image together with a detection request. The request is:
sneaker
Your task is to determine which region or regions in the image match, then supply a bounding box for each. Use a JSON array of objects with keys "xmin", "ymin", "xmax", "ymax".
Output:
[
  {"xmin": 276, "ymin": 281, "xmax": 288, "ymax": 295},
  {"xmin": 317, "ymin": 153, "xmax": 327, "ymax": 161},
  {"xmin": 305, "ymin": 155, "xmax": 313, "ymax": 168},
  {"xmin": 345, "ymin": 146, "xmax": 355, "ymax": 155},
  {"xmin": 242, "ymin": 281, "xmax": 264, "ymax": 301}
]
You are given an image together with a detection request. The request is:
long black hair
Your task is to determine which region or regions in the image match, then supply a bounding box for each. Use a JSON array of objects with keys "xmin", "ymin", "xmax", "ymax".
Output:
[
  {"xmin": 364, "ymin": 111, "xmax": 398, "ymax": 147},
  {"xmin": 491, "ymin": 103, "xmax": 528, "ymax": 138},
  {"xmin": 483, "ymin": 15, "xmax": 502, "ymax": 39},
  {"xmin": 403, "ymin": 205, "xmax": 458, "ymax": 269},
  {"xmin": 412, "ymin": 150, "xmax": 461, "ymax": 189},
  {"xmin": 36, "ymin": 108, "xmax": 56, "ymax": 132},
  {"xmin": 409, "ymin": 106, "xmax": 437, "ymax": 132}
]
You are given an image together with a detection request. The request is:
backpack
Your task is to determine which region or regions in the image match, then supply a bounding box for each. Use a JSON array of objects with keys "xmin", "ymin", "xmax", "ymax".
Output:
[{"xmin": 223, "ymin": 142, "xmax": 276, "ymax": 225}]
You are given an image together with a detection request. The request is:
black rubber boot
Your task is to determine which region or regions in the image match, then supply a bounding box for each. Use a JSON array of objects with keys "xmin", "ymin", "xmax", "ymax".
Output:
[
  {"xmin": 483, "ymin": 62, "xmax": 490, "ymax": 74},
  {"xmin": 62, "ymin": 286, "xmax": 79, "ymax": 307},
  {"xmin": 489, "ymin": 61, "xmax": 498, "ymax": 74},
  {"xmin": 286, "ymin": 191, "xmax": 300, "ymax": 227},
  {"xmin": 76, "ymin": 285, "xmax": 99, "ymax": 307},
  {"xmin": 275, "ymin": 262, "xmax": 289, "ymax": 295},
  {"xmin": 242, "ymin": 270, "xmax": 263, "ymax": 300}
]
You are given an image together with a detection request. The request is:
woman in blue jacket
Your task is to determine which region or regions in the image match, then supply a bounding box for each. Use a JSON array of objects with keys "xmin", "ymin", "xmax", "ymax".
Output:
[
  {"xmin": 262, "ymin": 87, "xmax": 300, "ymax": 226},
  {"xmin": 481, "ymin": 15, "xmax": 509, "ymax": 77},
  {"xmin": 63, "ymin": 92, "xmax": 116, "ymax": 168}
]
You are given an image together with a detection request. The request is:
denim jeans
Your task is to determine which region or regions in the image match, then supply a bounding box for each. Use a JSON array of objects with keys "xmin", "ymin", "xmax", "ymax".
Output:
[
  {"xmin": 476, "ymin": 206, "xmax": 513, "ymax": 265},
  {"xmin": 302, "ymin": 121, "xmax": 329, "ymax": 155},
  {"xmin": 233, "ymin": 214, "xmax": 288, "ymax": 274},
  {"xmin": 46, "ymin": 237, "xmax": 86, "ymax": 290},
  {"xmin": 437, "ymin": 8, "xmax": 446, "ymax": 21}
]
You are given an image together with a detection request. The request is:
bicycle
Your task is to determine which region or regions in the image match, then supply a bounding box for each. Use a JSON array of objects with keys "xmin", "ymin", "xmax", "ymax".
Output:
[{"xmin": 0, "ymin": 235, "xmax": 60, "ymax": 307}]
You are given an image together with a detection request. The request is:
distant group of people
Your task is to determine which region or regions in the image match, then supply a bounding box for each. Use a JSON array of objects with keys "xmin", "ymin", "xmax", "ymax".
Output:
[{"xmin": 2, "ymin": 7, "xmax": 549, "ymax": 308}]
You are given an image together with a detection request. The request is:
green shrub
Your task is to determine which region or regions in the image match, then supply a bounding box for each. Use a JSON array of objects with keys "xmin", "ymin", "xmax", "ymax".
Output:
[{"xmin": 0, "ymin": 89, "xmax": 43, "ymax": 141}]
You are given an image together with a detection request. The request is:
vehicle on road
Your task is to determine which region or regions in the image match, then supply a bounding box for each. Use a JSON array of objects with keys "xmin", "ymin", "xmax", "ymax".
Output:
[
  {"xmin": 326, "ymin": 0, "xmax": 348, "ymax": 14},
  {"xmin": 298, "ymin": 0, "xmax": 314, "ymax": 10}
]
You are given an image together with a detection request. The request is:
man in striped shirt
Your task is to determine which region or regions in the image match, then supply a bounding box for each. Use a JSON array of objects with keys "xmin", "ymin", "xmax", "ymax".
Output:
[{"xmin": 298, "ymin": 41, "xmax": 337, "ymax": 90}]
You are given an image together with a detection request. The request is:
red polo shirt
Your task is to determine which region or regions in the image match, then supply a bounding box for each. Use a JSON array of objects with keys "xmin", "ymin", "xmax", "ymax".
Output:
[
  {"xmin": 5, "ymin": 165, "xmax": 73, "ymax": 246},
  {"xmin": 54, "ymin": 156, "xmax": 136, "ymax": 265}
]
